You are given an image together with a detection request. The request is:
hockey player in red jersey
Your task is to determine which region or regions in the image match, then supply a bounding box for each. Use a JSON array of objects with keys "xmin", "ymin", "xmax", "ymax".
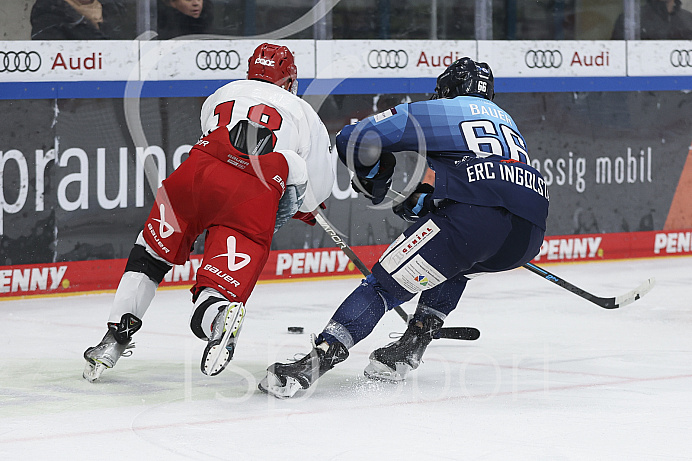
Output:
[{"xmin": 83, "ymin": 43, "xmax": 334, "ymax": 382}]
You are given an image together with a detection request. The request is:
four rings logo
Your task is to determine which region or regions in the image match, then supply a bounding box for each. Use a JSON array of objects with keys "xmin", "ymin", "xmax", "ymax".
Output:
[
  {"xmin": 0, "ymin": 51, "xmax": 41, "ymax": 72},
  {"xmin": 368, "ymin": 50, "xmax": 408, "ymax": 69},
  {"xmin": 525, "ymin": 50, "xmax": 562, "ymax": 69},
  {"xmin": 3, "ymin": 46, "xmax": 688, "ymax": 77},
  {"xmin": 670, "ymin": 50, "xmax": 692, "ymax": 67},
  {"xmin": 196, "ymin": 50, "xmax": 240, "ymax": 71}
]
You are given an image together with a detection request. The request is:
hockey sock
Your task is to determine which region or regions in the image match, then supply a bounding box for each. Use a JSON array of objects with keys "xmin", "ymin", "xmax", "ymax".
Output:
[
  {"xmin": 190, "ymin": 287, "xmax": 230, "ymax": 340},
  {"xmin": 322, "ymin": 274, "xmax": 405, "ymax": 348},
  {"xmin": 415, "ymin": 273, "xmax": 468, "ymax": 320},
  {"xmin": 108, "ymin": 271, "xmax": 158, "ymax": 324}
]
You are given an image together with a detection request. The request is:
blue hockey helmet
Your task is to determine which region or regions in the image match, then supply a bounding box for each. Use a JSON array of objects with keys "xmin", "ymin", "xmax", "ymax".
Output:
[{"xmin": 433, "ymin": 57, "xmax": 494, "ymax": 100}]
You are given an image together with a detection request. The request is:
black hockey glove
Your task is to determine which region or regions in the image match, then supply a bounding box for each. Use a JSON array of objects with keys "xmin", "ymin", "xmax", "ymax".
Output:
[
  {"xmin": 351, "ymin": 152, "xmax": 396, "ymax": 205},
  {"xmin": 393, "ymin": 183, "xmax": 435, "ymax": 222}
]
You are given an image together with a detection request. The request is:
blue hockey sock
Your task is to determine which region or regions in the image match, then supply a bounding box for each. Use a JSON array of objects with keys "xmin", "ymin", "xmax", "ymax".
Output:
[
  {"xmin": 415, "ymin": 273, "xmax": 468, "ymax": 321},
  {"xmin": 321, "ymin": 274, "xmax": 404, "ymax": 349}
]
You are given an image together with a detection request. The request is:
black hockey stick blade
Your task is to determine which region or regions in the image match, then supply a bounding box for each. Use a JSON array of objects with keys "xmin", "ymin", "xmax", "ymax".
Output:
[
  {"xmin": 437, "ymin": 326, "xmax": 481, "ymax": 341},
  {"xmin": 523, "ymin": 262, "xmax": 656, "ymax": 309}
]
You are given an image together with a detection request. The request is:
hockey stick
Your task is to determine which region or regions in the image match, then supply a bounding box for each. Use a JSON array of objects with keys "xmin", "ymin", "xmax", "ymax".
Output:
[
  {"xmin": 523, "ymin": 262, "xmax": 655, "ymax": 309},
  {"xmin": 385, "ymin": 189, "xmax": 655, "ymax": 310},
  {"xmin": 314, "ymin": 210, "xmax": 480, "ymax": 341}
]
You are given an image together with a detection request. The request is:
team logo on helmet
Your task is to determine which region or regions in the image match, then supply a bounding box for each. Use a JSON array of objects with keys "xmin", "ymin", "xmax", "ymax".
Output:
[{"xmin": 254, "ymin": 57, "xmax": 275, "ymax": 67}]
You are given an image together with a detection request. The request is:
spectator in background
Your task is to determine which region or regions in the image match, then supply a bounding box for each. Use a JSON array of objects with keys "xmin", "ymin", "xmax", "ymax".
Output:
[
  {"xmin": 612, "ymin": 0, "xmax": 692, "ymax": 39},
  {"xmin": 30, "ymin": 0, "xmax": 127, "ymax": 39},
  {"xmin": 157, "ymin": 0, "xmax": 214, "ymax": 39}
]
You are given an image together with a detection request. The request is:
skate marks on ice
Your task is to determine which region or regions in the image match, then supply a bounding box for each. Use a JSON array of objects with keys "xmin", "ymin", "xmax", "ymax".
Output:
[{"xmin": 1, "ymin": 257, "xmax": 692, "ymax": 459}]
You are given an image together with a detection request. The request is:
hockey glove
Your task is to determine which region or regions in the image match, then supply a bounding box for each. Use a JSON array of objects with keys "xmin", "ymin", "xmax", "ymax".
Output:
[
  {"xmin": 292, "ymin": 203, "xmax": 327, "ymax": 226},
  {"xmin": 393, "ymin": 183, "xmax": 435, "ymax": 222},
  {"xmin": 351, "ymin": 152, "xmax": 396, "ymax": 205},
  {"xmin": 274, "ymin": 183, "xmax": 306, "ymax": 233}
]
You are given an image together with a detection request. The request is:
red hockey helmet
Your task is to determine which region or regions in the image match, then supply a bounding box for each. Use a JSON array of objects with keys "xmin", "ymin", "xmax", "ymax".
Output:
[{"xmin": 247, "ymin": 43, "xmax": 298, "ymax": 94}]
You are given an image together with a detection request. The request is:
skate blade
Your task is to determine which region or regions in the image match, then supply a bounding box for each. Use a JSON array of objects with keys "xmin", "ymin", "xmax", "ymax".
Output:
[
  {"xmin": 83, "ymin": 360, "xmax": 107, "ymax": 382},
  {"xmin": 258, "ymin": 372, "xmax": 302, "ymax": 399},
  {"xmin": 363, "ymin": 360, "xmax": 410, "ymax": 382},
  {"xmin": 201, "ymin": 341, "xmax": 232, "ymax": 376},
  {"xmin": 201, "ymin": 306, "xmax": 244, "ymax": 376}
]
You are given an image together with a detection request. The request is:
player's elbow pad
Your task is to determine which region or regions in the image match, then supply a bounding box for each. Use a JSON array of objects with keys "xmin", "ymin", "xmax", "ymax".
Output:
[{"xmin": 336, "ymin": 126, "xmax": 383, "ymax": 176}]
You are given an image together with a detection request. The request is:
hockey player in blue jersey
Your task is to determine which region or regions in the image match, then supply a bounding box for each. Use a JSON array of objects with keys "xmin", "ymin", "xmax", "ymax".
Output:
[{"xmin": 259, "ymin": 57, "xmax": 550, "ymax": 398}]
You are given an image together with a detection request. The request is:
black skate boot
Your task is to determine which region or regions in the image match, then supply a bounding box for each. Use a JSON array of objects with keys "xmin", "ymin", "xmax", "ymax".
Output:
[
  {"xmin": 83, "ymin": 313, "xmax": 141, "ymax": 382},
  {"xmin": 364, "ymin": 315, "xmax": 443, "ymax": 382},
  {"xmin": 259, "ymin": 335, "xmax": 349, "ymax": 399}
]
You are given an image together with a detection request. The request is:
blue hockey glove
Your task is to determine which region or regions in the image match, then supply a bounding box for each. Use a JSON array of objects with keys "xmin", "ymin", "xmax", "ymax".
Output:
[
  {"xmin": 351, "ymin": 152, "xmax": 396, "ymax": 205},
  {"xmin": 393, "ymin": 183, "xmax": 435, "ymax": 222}
]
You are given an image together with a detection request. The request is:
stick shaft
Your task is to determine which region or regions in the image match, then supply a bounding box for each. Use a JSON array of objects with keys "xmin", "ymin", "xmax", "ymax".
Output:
[{"xmin": 314, "ymin": 212, "xmax": 410, "ymax": 322}]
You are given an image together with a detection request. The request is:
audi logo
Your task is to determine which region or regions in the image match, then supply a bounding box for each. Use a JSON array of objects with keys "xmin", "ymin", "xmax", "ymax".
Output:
[
  {"xmin": 670, "ymin": 49, "xmax": 692, "ymax": 67},
  {"xmin": 525, "ymin": 50, "xmax": 562, "ymax": 69},
  {"xmin": 196, "ymin": 50, "xmax": 240, "ymax": 71},
  {"xmin": 0, "ymin": 51, "xmax": 41, "ymax": 73},
  {"xmin": 368, "ymin": 50, "xmax": 408, "ymax": 69}
]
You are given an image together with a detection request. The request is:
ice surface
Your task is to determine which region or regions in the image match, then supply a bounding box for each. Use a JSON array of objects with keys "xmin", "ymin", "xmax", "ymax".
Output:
[{"xmin": 1, "ymin": 257, "xmax": 691, "ymax": 460}]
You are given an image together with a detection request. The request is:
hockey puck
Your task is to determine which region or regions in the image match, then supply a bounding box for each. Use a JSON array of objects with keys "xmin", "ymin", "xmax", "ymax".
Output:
[{"xmin": 287, "ymin": 326, "xmax": 304, "ymax": 334}]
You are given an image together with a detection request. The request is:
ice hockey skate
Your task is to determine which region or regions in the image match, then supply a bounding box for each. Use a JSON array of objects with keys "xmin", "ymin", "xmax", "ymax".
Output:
[
  {"xmin": 259, "ymin": 335, "xmax": 349, "ymax": 399},
  {"xmin": 83, "ymin": 313, "xmax": 141, "ymax": 382},
  {"xmin": 364, "ymin": 315, "xmax": 443, "ymax": 382},
  {"xmin": 201, "ymin": 302, "xmax": 246, "ymax": 376}
]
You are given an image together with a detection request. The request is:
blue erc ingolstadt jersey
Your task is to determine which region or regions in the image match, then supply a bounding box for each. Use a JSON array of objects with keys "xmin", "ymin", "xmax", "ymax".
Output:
[{"xmin": 336, "ymin": 96, "xmax": 549, "ymax": 230}]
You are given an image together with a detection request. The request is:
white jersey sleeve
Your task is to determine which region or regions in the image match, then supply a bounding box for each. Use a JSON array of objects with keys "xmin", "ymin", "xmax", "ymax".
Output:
[{"xmin": 200, "ymin": 80, "xmax": 334, "ymax": 213}]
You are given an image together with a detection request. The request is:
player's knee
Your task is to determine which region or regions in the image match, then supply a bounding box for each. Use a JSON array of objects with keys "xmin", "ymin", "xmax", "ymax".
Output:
[
  {"xmin": 124, "ymin": 244, "xmax": 172, "ymax": 284},
  {"xmin": 364, "ymin": 272, "xmax": 413, "ymax": 310}
]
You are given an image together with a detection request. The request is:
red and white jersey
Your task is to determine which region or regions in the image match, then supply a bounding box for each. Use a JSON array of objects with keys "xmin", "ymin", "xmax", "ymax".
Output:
[{"xmin": 200, "ymin": 79, "xmax": 334, "ymax": 213}]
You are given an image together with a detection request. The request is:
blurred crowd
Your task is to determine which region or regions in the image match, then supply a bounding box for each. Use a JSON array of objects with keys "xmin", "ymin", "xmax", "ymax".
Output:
[{"xmin": 7, "ymin": 0, "xmax": 689, "ymax": 41}]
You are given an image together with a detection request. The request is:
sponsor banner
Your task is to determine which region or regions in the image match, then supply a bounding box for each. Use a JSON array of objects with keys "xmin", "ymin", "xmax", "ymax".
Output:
[
  {"xmin": 0, "ymin": 245, "xmax": 384, "ymax": 298},
  {"xmin": 2, "ymin": 39, "xmax": 689, "ymax": 82},
  {"xmin": 0, "ymin": 259, "xmax": 124, "ymax": 297},
  {"xmin": 627, "ymin": 41, "xmax": 692, "ymax": 76},
  {"xmin": 315, "ymin": 40, "xmax": 477, "ymax": 78},
  {"xmin": 264, "ymin": 245, "xmax": 385, "ymax": 279},
  {"xmin": 140, "ymin": 39, "xmax": 315, "ymax": 81},
  {"xmin": 2, "ymin": 231, "xmax": 689, "ymax": 298},
  {"xmin": 534, "ymin": 229, "xmax": 692, "ymax": 262},
  {"xmin": 478, "ymin": 40, "xmax": 626, "ymax": 77},
  {"xmin": 0, "ymin": 40, "xmax": 139, "ymax": 82}
]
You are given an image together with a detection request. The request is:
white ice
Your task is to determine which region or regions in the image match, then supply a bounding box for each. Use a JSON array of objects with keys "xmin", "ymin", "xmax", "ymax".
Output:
[{"xmin": 1, "ymin": 256, "xmax": 691, "ymax": 460}]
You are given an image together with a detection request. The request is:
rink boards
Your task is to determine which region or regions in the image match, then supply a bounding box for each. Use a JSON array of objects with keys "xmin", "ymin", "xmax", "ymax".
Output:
[{"xmin": 1, "ymin": 228, "xmax": 691, "ymax": 298}]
